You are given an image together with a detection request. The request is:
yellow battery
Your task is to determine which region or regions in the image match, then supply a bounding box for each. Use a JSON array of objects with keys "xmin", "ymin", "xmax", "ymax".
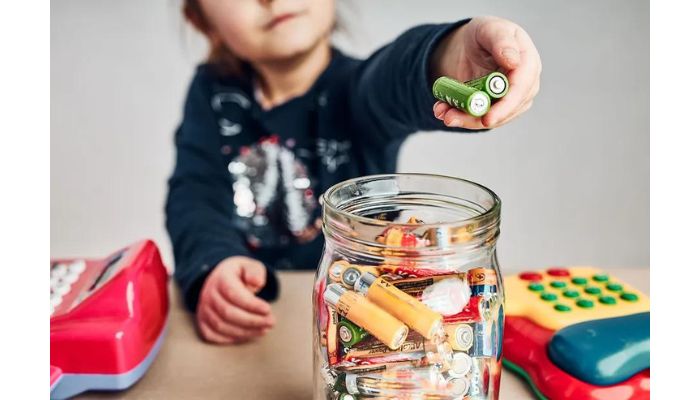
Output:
[
  {"xmin": 324, "ymin": 284, "xmax": 409, "ymax": 350},
  {"xmin": 355, "ymin": 273, "xmax": 444, "ymax": 339},
  {"xmin": 444, "ymin": 323, "xmax": 474, "ymax": 351}
]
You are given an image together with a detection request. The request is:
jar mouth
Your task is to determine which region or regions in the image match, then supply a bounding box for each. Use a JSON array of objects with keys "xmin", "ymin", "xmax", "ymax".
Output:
[{"xmin": 321, "ymin": 173, "xmax": 501, "ymax": 256}]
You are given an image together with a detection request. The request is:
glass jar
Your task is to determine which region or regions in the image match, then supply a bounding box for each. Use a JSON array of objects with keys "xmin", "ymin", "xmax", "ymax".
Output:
[{"xmin": 313, "ymin": 174, "xmax": 504, "ymax": 400}]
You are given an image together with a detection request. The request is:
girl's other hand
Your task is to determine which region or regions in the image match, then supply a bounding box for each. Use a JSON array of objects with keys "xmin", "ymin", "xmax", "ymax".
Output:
[
  {"xmin": 196, "ymin": 256, "xmax": 276, "ymax": 344},
  {"xmin": 432, "ymin": 16, "xmax": 542, "ymax": 129}
]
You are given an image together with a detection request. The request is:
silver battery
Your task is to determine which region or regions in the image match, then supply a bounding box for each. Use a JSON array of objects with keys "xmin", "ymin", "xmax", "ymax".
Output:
[
  {"xmin": 341, "ymin": 267, "xmax": 362, "ymax": 288},
  {"xmin": 328, "ymin": 261, "xmax": 345, "ymax": 281},
  {"xmin": 446, "ymin": 376, "xmax": 470, "ymax": 398},
  {"xmin": 448, "ymin": 352, "xmax": 473, "ymax": 378}
]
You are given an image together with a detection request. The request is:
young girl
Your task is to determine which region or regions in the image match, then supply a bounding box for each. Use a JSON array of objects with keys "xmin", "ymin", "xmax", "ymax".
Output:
[{"xmin": 166, "ymin": 0, "xmax": 541, "ymax": 344}]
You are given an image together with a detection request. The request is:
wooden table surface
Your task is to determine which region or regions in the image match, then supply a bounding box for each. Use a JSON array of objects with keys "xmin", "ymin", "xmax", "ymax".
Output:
[{"xmin": 77, "ymin": 268, "xmax": 650, "ymax": 399}]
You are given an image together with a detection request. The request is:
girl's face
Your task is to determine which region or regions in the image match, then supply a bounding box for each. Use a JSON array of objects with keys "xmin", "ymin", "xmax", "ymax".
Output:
[{"xmin": 198, "ymin": 0, "xmax": 335, "ymax": 63}]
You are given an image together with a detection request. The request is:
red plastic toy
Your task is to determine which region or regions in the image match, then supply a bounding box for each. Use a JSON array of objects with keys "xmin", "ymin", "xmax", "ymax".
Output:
[
  {"xmin": 50, "ymin": 240, "xmax": 169, "ymax": 399},
  {"xmin": 504, "ymin": 316, "xmax": 650, "ymax": 400},
  {"xmin": 503, "ymin": 267, "xmax": 650, "ymax": 400}
]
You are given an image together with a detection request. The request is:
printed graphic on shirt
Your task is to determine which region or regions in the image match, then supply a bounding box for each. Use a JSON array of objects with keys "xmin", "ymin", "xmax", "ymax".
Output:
[
  {"xmin": 212, "ymin": 90, "xmax": 251, "ymax": 137},
  {"xmin": 316, "ymin": 138, "xmax": 352, "ymax": 173},
  {"xmin": 228, "ymin": 136, "xmax": 320, "ymax": 249}
]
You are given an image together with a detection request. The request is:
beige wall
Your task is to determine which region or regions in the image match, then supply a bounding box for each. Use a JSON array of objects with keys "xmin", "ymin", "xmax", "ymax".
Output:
[{"xmin": 51, "ymin": 0, "xmax": 649, "ymax": 270}]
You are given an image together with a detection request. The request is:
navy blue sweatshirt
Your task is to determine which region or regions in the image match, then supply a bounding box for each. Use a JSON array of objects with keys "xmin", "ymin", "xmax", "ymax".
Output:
[{"xmin": 166, "ymin": 21, "xmax": 472, "ymax": 312}]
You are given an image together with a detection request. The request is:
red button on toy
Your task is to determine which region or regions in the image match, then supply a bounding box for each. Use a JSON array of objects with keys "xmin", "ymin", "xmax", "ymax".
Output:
[
  {"xmin": 519, "ymin": 271, "xmax": 543, "ymax": 281},
  {"xmin": 547, "ymin": 268, "xmax": 570, "ymax": 277}
]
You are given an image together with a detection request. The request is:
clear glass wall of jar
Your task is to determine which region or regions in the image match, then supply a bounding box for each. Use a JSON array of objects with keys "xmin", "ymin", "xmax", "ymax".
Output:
[{"xmin": 313, "ymin": 174, "xmax": 504, "ymax": 400}]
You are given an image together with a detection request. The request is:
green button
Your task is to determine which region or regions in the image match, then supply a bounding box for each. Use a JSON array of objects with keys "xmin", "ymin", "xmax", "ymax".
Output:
[
  {"xmin": 571, "ymin": 277, "xmax": 587, "ymax": 285},
  {"xmin": 540, "ymin": 292, "xmax": 557, "ymax": 302},
  {"xmin": 599, "ymin": 296, "xmax": 617, "ymax": 305},
  {"xmin": 576, "ymin": 299, "xmax": 594, "ymax": 308},
  {"xmin": 550, "ymin": 281, "xmax": 567, "ymax": 289},
  {"xmin": 563, "ymin": 290, "xmax": 580, "ymax": 298},
  {"xmin": 620, "ymin": 292, "xmax": 639, "ymax": 302},
  {"xmin": 584, "ymin": 286, "xmax": 602, "ymax": 295},
  {"xmin": 607, "ymin": 283, "xmax": 623, "ymax": 292},
  {"xmin": 592, "ymin": 274, "xmax": 609, "ymax": 282},
  {"xmin": 528, "ymin": 283, "xmax": 544, "ymax": 292},
  {"xmin": 554, "ymin": 304, "xmax": 571, "ymax": 312}
]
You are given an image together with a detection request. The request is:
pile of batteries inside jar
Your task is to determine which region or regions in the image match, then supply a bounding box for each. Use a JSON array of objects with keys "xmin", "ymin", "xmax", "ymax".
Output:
[{"xmin": 319, "ymin": 217, "xmax": 502, "ymax": 400}]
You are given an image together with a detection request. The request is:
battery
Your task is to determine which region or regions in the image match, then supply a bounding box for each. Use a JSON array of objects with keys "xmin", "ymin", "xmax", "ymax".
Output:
[
  {"xmin": 465, "ymin": 72, "xmax": 509, "ymax": 99},
  {"xmin": 328, "ymin": 260, "xmax": 348, "ymax": 283},
  {"xmin": 446, "ymin": 376, "xmax": 470, "ymax": 398},
  {"xmin": 467, "ymin": 267, "xmax": 498, "ymax": 286},
  {"xmin": 338, "ymin": 319, "xmax": 368, "ymax": 348},
  {"xmin": 445, "ymin": 323, "xmax": 474, "ymax": 352},
  {"xmin": 432, "ymin": 76, "xmax": 491, "ymax": 117},
  {"xmin": 341, "ymin": 267, "xmax": 361, "ymax": 288},
  {"xmin": 447, "ymin": 352, "xmax": 473, "ymax": 378},
  {"xmin": 339, "ymin": 264, "xmax": 378, "ymax": 289}
]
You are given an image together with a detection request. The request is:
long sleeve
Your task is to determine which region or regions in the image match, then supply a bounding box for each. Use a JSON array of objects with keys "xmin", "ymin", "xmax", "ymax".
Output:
[
  {"xmin": 349, "ymin": 20, "xmax": 475, "ymax": 147},
  {"xmin": 166, "ymin": 71, "xmax": 278, "ymax": 312}
]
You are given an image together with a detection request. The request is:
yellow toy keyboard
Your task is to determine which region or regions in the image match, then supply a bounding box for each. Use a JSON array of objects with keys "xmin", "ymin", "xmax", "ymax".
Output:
[{"xmin": 504, "ymin": 266, "xmax": 649, "ymax": 330}]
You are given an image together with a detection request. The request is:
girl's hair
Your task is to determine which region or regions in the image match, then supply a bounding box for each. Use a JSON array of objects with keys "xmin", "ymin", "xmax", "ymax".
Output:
[{"xmin": 183, "ymin": 0, "xmax": 249, "ymax": 77}]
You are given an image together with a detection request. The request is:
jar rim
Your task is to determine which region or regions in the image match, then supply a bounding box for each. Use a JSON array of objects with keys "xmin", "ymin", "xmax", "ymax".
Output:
[{"xmin": 321, "ymin": 173, "xmax": 501, "ymax": 230}]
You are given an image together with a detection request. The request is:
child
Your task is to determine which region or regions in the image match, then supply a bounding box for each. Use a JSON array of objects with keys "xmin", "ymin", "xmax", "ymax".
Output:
[{"xmin": 166, "ymin": 0, "xmax": 541, "ymax": 344}]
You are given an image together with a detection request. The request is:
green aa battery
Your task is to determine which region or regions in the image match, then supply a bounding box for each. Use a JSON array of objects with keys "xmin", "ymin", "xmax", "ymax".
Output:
[
  {"xmin": 465, "ymin": 71, "xmax": 509, "ymax": 99},
  {"xmin": 432, "ymin": 76, "xmax": 491, "ymax": 117},
  {"xmin": 338, "ymin": 319, "xmax": 368, "ymax": 347}
]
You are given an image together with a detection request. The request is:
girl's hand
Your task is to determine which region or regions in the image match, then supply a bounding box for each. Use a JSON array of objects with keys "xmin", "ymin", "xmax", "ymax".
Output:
[
  {"xmin": 196, "ymin": 256, "xmax": 276, "ymax": 344},
  {"xmin": 431, "ymin": 16, "xmax": 542, "ymax": 129}
]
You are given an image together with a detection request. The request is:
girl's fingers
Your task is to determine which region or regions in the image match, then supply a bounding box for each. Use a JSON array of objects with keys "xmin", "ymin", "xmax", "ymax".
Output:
[
  {"xmin": 240, "ymin": 261, "xmax": 267, "ymax": 292},
  {"xmin": 441, "ymin": 107, "xmax": 486, "ymax": 130},
  {"xmin": 211, "ymin": 289, "xmax": 275, "ymax": 329},
  {"xmin": 197, "ymin": 317, "xmax": 236, "ymax": 345},
  {"xmin": 435, "ymin": 86, "xmax": 535, "ymax": 130},
  {"xmin": 433, "ymin": 101, "xmax": 451, "ymax": 120},
  {"xmin": 200, "ymin": 306, "xmax": 267, "ymax": 340},
  {"xmin": 217, "ymin": 272, "xmax": 272, "ymax": 315}
]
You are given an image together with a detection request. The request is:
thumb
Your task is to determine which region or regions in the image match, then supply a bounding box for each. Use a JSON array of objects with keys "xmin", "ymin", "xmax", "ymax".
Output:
[
  {"xmin": 241, "ymin": 260, "xmax": 267, "ymax": 292},
  {"xmin": 476, "ymin": 20, "xmax": 521, "ymax": 70}
]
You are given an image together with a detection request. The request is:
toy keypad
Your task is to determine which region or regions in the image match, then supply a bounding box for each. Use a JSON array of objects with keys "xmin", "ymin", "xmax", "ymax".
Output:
[{"xmin": 504, "ymin": 267, "xmax": 650, "ymax": 330}]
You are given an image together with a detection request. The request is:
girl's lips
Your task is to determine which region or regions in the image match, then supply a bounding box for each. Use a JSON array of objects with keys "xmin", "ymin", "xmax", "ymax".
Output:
[{"xmin": 265, "ymin": 12, "xmax": 300, "ymax": 30}]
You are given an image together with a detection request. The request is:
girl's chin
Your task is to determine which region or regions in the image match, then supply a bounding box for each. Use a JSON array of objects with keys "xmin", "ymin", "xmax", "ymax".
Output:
[{"xmin": 259, "ymin": 35, "xmax": 324, "ymax": 59}]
